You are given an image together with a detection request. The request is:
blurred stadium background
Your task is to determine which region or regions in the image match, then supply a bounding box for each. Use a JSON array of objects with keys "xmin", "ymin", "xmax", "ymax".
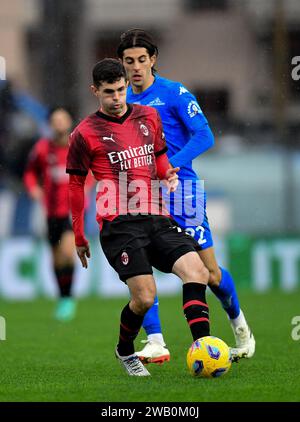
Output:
[{"xmin": 1, "ymin": 0, "xmax": 300, "ymax": 300}]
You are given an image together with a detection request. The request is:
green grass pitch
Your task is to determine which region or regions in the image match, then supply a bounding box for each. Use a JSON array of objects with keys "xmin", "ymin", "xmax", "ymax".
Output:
[{"xmin": 0, "ymin": 290, "xmax": 299, "ymax": 402}]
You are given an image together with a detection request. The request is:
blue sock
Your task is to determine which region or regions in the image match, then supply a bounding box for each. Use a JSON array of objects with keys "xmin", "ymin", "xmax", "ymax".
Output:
[
  {"xmin": 210, "ymin": 267, "xmax": 240, "ymax": 319},
  {"xmin": 142, "ymin": 295, "xmax": 162, "ymax": 335}
]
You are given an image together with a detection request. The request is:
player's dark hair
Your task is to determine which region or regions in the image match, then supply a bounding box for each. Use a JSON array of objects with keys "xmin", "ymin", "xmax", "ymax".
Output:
[
  {"xmin": 117, "ymin": 29, "xmax": 158, "ymax": 73},
  {"xmin": 47, "ymin": 106, "xmax": 73, "ymax": 121},
  {"xmin": 92, "ymin": 58, "xmax": 126, "ymax": 87}
]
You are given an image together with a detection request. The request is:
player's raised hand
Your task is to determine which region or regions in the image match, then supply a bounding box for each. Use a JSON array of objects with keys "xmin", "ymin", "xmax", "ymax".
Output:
[
  {"xmin": 76, "ymin": 244, "xmax": 91, "ymax": 268},
  {"xmin": 165, "ymin": 167, "xmax": 180, "ymax": 193}
]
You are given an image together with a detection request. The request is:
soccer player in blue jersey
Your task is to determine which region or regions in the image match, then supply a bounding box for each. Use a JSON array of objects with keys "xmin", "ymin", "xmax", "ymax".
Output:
[{"xmin": 117, "ymin": 29, "xmax": 255, "ymax": 364}]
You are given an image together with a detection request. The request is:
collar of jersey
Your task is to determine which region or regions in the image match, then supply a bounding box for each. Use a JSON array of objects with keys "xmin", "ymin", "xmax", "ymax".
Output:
[
  {"xmin": 95, "ymin": 103, "xmax": 133, "ymax": 124},
  {"xmin": 129, "ymin": 75, "xmax": 161, "ymax": 99}
]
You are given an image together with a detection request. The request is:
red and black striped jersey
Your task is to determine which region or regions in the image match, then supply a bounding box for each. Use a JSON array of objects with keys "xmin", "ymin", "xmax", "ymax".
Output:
[
  {"xmin": 66, "ymin": 104, "xmax": 168, "ymax": 227},
  {"xmin": 24, "ymin": 138, "xmax": 94, "ymax": 218},
  {"xmin": 24, "ymin": 138, "xmax": 70, "ymax": 217}
]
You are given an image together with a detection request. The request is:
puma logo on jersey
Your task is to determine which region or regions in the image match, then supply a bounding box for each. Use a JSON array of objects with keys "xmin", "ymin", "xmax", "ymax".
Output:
[{"xmin": 102, "ymin": 134, "xmax": 116, "ymax": 143}]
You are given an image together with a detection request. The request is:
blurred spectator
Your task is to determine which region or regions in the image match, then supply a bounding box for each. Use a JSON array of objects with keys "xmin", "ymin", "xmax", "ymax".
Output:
[
  {"xmin": 0, "ymin": 79, "xmax": 50, "ymax": 184},
  {"xmin": 0, "ymin": 80, "xmax": 15, "ymax": 184}
]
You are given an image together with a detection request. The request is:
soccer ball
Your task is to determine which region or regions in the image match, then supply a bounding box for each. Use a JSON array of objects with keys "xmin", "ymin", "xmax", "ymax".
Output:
[{"xmin": 187, "ymin": 336, "xmax": 232, "ymax": 378}]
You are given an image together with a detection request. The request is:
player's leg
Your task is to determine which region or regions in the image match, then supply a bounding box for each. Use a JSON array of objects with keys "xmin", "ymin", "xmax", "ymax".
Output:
[
  {"xmin": 182, "ymin": 194, "xmax": 255, "ymax": 359},
  {"xmin": 141, "ymin": 295, "xmax": 163, "ymax": 341},
  {"xmin": 100, "ymin": 216, "xmax": 154, "ymax": 376},
  {"xmin": 199, "ymin": 246, "xmax": 255, "ymax": 358},
  {"xmin": 199, "ymin": 247, "xmax": 240, "ymax": 319},
  {"xmin": 172, "ymin": 251, "xmax": 210, "ymax": 341},
  {"xmin": 117, "ymin": 274, "xmax": 156, "ymax": 357},
  {"xmin": 139, "ymin": 184, "xmax": 203, "ymax": 360},
  {"xmin": 151, "ymin": 217, "xmax": 211, "ymax": 341},
  {"xmin": 136, "ymin": 294, "xmax": 170, "ymax": 364},
  {"xmin": 52, "ymin": 230, "xmax": 76, "ymax": 297},
  {"xmin": 48, "ymin": 218, "xmax": 77, "ymax": 321},
  {"xmin": 115, "ymin": 274, "xmax": 155, "ymax": 376},
  {"xmin": 138, "ymin": 250, "xmax": 210, "ymax": 362}
]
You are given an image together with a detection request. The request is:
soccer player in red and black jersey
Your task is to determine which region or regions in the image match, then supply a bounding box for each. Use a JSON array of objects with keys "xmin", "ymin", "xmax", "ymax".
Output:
[
  {"xmin": 67, "ymin": 59, "xmax": 212, "ymax": 376},
  {"xmin": 24, "ymin": 108, "xmax": 84, "ymax": 321}
]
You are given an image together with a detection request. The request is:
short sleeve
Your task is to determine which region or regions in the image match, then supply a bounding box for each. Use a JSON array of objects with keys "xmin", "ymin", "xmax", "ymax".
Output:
[{"xmin": 66, "ymin": 129, "xmax": 92, "ymax": 176}]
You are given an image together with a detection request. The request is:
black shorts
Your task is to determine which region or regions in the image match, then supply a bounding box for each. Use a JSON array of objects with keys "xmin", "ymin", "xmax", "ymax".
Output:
[
  {"xmin": 47, "ymin": 216, "xmax": 72, "ymax": 247},
  {"xmin": 100, "ymin": 214, "xmax": 199, "ymax": 282}
]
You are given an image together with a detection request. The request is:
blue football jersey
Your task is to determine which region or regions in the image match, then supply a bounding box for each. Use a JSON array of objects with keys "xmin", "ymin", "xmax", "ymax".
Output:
[{"xmin": 127, "ymin": 74, "xmax": 214, "ymax": 182}]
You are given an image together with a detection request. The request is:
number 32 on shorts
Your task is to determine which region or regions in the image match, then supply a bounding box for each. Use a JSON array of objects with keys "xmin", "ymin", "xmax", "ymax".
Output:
[{"xmin": 185, "ymin": 226, "xmax": 207, "ymax": 246}]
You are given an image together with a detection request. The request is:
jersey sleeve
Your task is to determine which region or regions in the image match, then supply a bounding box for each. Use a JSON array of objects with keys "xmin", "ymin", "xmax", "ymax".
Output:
[
  {"xmin": 69, "ymin": 174, "xmax": 88, "ymax": 247},
  {"xmin": 66, "ymin": 128, "xmax": 92, "ymax": 176},
  {"xmin": 168, "ymin": 83, "xmax": 214, "ymax": 168},
  {"xmin": 153, "ymin": 109, "xmax": 168, "ymax": 157},
  {"xmin": 156, "ymin": 152, "xmax": 170, "ymax": 180},
  {"xmin": 171, "ymin": 83, "xmax": 208, "ymax": 130},
  {"xmin": 23, "ymin": 141, "xmax": 43, "ymax": 192}
]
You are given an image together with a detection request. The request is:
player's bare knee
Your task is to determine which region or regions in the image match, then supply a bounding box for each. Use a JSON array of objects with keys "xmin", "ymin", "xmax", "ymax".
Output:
[
  {"xmin": 131, "ymin": 294, "xmax": 154, "ymax": 315},
  {"xmin": 185, "ymin": 261, "xmax": 209, "ymax": 283},
  {"xmin": 61, "ymin": 252, "xmax": 75, "ymax": 265},
  {"xmin": 62, "ymin": 247, "xmax": 75, "ymax": 261},
  {"xmin": 194, "ymin": 264, "xmax": 209, "ymax": 284},
  {"xmin": 54, "ymin": 254, "xmax": 74, "ymax": 268},
  {"xmin": 142, "ymin": 296, "xmax": 155, "ymax": 312},
  {"xmin": 59, "ymin": 233, "xmax": 75, "ymax": 260},
  {"xmin": 55, "ymin": 243, "xmax": 75, "ymax": 265}
]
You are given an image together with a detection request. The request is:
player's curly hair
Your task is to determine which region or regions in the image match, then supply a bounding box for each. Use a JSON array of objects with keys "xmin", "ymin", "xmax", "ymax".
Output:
[
  {"xmin": 92, "ymin": 58, "xmax": 127, "ymax": 87},
  {"xmin": 117, "ymin": 29, "xmax": 158, "ymax": 74}
]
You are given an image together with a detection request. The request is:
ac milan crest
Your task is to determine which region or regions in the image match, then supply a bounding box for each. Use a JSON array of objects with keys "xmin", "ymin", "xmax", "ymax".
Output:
[
  {"xmin": 121, "ymin": 251, "xmax": 129, "ymax": 266},
  {"xmin": 140, "ymin": 123, "xmax": 149, "ymax": 136}
]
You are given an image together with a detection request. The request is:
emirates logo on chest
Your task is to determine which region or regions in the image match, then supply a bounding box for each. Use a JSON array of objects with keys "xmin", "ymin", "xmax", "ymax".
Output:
[{"xmin": 121, "ymin": 251, "xmax": 129, "ymax": 266}]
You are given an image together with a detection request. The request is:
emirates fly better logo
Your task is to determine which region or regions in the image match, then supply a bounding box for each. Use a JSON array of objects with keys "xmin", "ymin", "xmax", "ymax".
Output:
[{"xmin": 107, "ymin": 143, "xmax": 154, "ymax": 171}]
